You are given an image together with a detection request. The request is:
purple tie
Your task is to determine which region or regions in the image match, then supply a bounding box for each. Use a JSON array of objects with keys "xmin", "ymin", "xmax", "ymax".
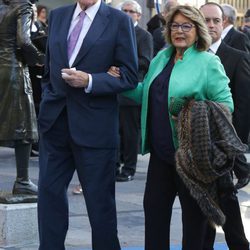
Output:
[{"xmin": 67, "ymin": 11, "xmax": 85, "ymax": 59}]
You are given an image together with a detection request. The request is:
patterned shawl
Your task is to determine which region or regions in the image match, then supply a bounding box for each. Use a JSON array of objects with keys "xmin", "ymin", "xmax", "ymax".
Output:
[{"xmin": 175, "ymin": 100, "xmax": 247, "ymax": 226}]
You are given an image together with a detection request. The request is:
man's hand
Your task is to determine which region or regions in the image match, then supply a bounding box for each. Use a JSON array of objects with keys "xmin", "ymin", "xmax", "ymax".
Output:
[{"xmin": 61, "ymin": 68, "xmax": 89, "ymax": 88}]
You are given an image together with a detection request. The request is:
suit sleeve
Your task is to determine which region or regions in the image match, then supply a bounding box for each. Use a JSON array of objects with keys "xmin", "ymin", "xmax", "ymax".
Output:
[
  {"xmin": 206, "ymin": 56, "xmax": 234, "ymax": 112},
  {"xmin": 231, "ymin": 53, "xmax": 250, "ymax": 143},
  {"xmin": 91, "ymin": 15, "xmax": 138, "ymax": 96},
  {"xmin": 137, "ymin": 31, "xmax": 153, "ymax": 81}
]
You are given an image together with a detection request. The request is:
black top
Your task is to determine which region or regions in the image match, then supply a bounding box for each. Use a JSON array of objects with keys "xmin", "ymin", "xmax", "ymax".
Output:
[{"xmin": 148, "ymin": 53, "xmax": 175, "ymax": 164}]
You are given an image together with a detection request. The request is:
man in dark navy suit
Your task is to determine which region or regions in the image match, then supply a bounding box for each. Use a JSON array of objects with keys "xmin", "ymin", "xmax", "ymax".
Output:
[{"xmin": 37, "ymin": 0, "xmax": 138, "ymax": 249}]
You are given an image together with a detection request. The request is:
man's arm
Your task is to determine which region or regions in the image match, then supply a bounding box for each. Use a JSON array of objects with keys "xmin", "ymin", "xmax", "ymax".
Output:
[
  {"xmin": 232, "ymin": 53, "xmax": 250, "ymax": 142},
  {"xmin": 90, "ymin": 14, "xmax": 138, "ymax": 96},
  {"xmin": 137, "ymin": 30, "xmax": 153, "ymax": 81}
]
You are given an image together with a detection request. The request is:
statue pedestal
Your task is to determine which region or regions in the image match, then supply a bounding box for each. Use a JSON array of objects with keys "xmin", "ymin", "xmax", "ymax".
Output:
[{"xmin": 0, "ymin": 203, "xmax": 38, "ymax": 247}]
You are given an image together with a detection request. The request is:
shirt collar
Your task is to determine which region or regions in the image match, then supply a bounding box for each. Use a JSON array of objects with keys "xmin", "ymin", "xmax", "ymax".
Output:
[
  {"xmin": 134, "ymin": 21, "xmax": 138, "ymax": 27},
  {"xmin": 210, "ymin": 38, "xmax": 222, "ymax": 54},
  {"xmin": 74, "ymin": 0, "xmax": 101, "ymax": 21},
  {"xmin": 221, "ymin": 24, "xmax": 233, "ymax": 39}
]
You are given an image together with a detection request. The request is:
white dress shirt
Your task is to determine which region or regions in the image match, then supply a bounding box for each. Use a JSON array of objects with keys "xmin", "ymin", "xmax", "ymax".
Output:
[
  {"xmin": 209, "ymin": 39, "xmax": 222, "ymax": 54},
  {"xmin": 68, "ymin": 0, "xmax": 101, "ymax": 92}
]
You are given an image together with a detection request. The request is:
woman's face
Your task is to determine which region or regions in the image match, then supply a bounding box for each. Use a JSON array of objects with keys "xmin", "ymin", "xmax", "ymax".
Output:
[
  {"xmin": 170, "ymin": 13, "xmax": 197, "ymax": 51},
  {"xmin": 38, "ymin": 8, "xmax": 47, "ymax": 20}
]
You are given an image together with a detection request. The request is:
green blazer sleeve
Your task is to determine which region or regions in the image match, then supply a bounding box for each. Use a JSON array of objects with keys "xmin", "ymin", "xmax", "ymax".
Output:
[{"xmin": 122, "ymin": 81, "xmax": 144, "ymax": 104}]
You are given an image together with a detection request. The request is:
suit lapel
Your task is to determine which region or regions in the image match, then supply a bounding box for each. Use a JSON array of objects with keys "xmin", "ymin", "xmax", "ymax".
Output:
[
  {"xmin": 216, "ymin": 42, "xmax": 228, "ymax": 61},
  {"xmin": 58, "ymin": 4, "xmax": 76, "ymax": 67},
  {"xmin": 223, "ymin": 27, "xmax": 233, "ymax": 44},
  {"xmin": 72, "ymin": 2, "xmax": 109, "ymax": 67}
]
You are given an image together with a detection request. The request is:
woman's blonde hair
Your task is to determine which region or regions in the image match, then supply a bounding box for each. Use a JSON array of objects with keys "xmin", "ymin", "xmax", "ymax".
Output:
[{"xmin": 164, "ymin": 5, "xmax": 211, "ymax": 51}]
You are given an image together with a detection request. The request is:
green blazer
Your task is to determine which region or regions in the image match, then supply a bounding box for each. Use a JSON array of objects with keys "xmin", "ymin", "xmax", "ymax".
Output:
[{"xmin": 124, "ymin": 45, "xmax": 233, "ymax": 155}]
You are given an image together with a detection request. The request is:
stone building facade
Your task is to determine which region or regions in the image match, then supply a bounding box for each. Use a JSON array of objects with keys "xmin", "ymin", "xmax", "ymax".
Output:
[{"xmin": 37, "ymin": 0, "xmax": 249, "ymax": 30}]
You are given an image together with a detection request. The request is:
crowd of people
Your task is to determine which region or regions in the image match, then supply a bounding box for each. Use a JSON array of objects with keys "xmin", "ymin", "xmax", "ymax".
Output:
[{"xmin": 0, "ymin": 0, "xmax": 250, "ymax": 250}]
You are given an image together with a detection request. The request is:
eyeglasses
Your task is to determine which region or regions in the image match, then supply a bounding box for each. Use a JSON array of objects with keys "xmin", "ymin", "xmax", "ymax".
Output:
[
  {"xmin": 122, "ymin": 9, "xmax": 137, "ymax": 14},
  {"xmin": 169, "ymin": 22, "xmax": 195, "ymax": 32}
]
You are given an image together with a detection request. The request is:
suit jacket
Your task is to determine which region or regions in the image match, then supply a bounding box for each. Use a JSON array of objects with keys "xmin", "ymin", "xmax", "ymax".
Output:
[
  {"xmin": 152, "ymin": 26, "xmax": 165, "ymax": 56},
  {"xmin": 216, "ymin": 42, "xmax": 250, "ymax": 143},
  {"xmin": 223, "ymin": 27, "xmax": 250, "ymax": 52},
  {"xmin": 119, "ymin": 24, "xmax": 153, "ymax": 106},
  {"xmin": 38, "ymin": 1, "xmax": 138, "ymax": 148}
]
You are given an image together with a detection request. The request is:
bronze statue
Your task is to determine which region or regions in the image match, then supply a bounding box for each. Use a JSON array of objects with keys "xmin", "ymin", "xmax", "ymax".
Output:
[{"xmin": 0, "ymin": 0, "xmax": 44, "ymax": 195}]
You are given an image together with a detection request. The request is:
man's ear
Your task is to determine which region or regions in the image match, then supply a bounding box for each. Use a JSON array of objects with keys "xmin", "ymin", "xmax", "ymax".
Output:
[
  {"xmin": 137, "ymin": 13, "xmax": 142, "ymax": 21},
  {"xmin": 222, "ymin": 16, "xmax": 228, "ymax": 28}
]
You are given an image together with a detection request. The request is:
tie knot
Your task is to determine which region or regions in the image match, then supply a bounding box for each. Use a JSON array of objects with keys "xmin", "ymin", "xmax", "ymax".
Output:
[{"xmin": 79, "ymin": 11, "xmax": 85, "ymax": 18}]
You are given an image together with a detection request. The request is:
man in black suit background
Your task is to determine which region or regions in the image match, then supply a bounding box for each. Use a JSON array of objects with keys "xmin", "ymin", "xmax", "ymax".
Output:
[
  {"xmin": 221, "ymin": 3, "xmax": 250, "ymax": 52},
  {"xmin": 200, "ymin": 3, "xmax": 250, "ymax": 250},
  {"xmin": 116, "ymin": 0, "xmax": 153, "ymax": 182},
  {"xmin": 220, "ymin": 3, "xmax": 250, "ymax": 189}
]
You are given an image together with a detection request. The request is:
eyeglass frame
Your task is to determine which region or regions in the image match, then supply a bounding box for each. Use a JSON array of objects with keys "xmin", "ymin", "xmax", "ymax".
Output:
[
  {"xmin": 169, "ymin": 22, "xmax": 196, "ymax": 32},
  {"xmin": 122, "ymin": 9, "xmax": 138, "ymax": 14}
]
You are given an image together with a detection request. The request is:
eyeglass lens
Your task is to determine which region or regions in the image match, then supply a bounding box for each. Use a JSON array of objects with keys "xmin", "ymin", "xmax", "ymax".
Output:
[
  {"xmin": 123, "ymin": 9, "xmax": 137, "ymax": 14},
  {"xmin": 170, "ymin": 22, "xmax": 194, "ymax": 32}
]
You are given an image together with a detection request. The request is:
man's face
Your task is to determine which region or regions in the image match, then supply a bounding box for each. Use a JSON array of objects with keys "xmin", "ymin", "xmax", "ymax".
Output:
[
  {"xmin": 78, "ymin": 0, "xmax": 98, "ymax": 10},
  {"xmin": 122, "ymin": 4, "xmax": 141, "ymax": 23},
  {"xmin": 200, "ymin": 4, "xmax": 224, "ymax": 43}
]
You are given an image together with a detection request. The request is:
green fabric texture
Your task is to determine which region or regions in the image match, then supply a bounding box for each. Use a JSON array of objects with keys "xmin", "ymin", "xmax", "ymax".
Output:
[{"xmin": 123, "ymin": 45, "xmax": 234, "ymax": 155}]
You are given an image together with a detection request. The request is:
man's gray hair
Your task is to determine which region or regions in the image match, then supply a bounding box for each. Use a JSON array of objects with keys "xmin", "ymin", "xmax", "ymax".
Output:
[
  {"xmin": 121, "ymin": 0, "xmax": 142, "ymax": 14},
  {"xmin": 221, "ymin": 4, "xmax": 237, "ymax": 24}
]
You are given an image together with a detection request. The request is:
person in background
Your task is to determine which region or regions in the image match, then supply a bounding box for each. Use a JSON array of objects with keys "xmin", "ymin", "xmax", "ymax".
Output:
[
  {"xmin": 217, "ymin": 3, "xmax": 250, "ymax": 190},
  {"xmin": 37, "ymin": 0, "xmax": 138, "ymax": 249},
  {"xmin": 36, "ymin": 5, "xmax": 48, "ymax": 34},
  {"xmin": 29, "ymin": 3, "xmax": 48, "ymax": 157},
  {"xmin": 0, "ymin": 0, "xmax": 44, "ymax": 194},
  {"xmin": 152, "ymin": 0, "xmax": 178, "ymax": 55},
  {"xmin": 200, "ymin": 3, "xmax": 250, "ymax": 250},
  {"xmin": 221, "ymin": 3, "xmax": 250, "ymax": 52},
  {"xmin": 116, "ymin": 0, "xmax": 153, "ymax": 182},
  {"xmin": 109, "ymin": 5, "xmax": 233, "ymax": 250},
  {"xmin": 241, "ymin": 9, "xmax": 250, "ymax": 40},
  {"xmin": 146, "ymin": 11, "xmax": 165, "ymax": 35}
]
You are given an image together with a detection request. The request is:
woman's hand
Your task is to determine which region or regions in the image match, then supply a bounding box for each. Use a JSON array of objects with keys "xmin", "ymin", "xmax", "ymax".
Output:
[{"xmin": 107, "ymin": 66, "xmax": 120, "ymax": 78}]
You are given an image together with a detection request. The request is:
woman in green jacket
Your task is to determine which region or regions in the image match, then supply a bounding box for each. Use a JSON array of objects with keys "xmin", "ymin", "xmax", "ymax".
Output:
[{"xmin": 109, "ymin": 5, "xmax": 233, "ymax": 250}]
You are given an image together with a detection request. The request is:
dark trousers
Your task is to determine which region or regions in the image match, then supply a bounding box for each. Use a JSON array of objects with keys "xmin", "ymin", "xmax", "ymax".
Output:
[
  {"xmin": 233, "ymin": 153, "xmax": 250, "ymax": 179},
  {"xmin": 38, "ymin": 110, "xmax": 120, "ymax": 250},
  {"xmin": 118, "ymin": 105, "xmax": 140, "ymax": 174},
  {"xmin": 144, "ymin": 152, "xmax": 208, "ymax": 250},
  {"xmin": 203, "ymin": 192, "xmax": 249, "ymax": 250}
]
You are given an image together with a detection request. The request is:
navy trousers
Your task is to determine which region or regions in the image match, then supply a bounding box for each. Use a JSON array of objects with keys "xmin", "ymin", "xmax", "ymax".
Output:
[
  {"xmin": 38, "ymin": 109, "xmax": 120, "ymax": 250},
  {"xmin": 144, "ymin": 152, "xmax": 208, "ymax": 250}
]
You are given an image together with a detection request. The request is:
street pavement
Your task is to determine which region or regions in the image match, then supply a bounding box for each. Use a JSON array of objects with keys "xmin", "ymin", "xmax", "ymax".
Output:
[{"xmin": 0, "ymin": 147, "xmax": 249, "ymax": 250}]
